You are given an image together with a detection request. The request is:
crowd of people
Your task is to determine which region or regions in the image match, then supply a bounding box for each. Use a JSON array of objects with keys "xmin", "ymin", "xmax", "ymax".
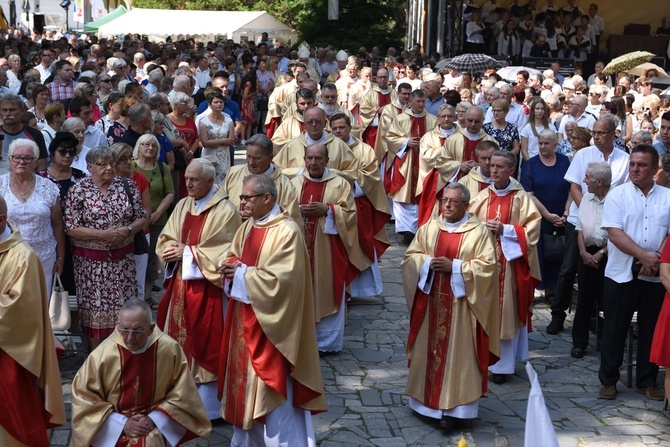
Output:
[{"xmin": 1, "ymin": 1, "xmax": 670, "ymax": 443}]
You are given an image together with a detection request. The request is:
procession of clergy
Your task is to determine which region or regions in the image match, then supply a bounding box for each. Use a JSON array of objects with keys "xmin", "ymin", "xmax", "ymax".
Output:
[{"xmin": 5, "ymin": 54, "xmax": 552, "ymax": 446}]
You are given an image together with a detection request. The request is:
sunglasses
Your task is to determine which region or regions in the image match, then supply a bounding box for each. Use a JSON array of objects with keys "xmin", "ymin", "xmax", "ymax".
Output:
[{"xmin": 57, "ymin": 148, "xmax": 76, "ymax": 156}]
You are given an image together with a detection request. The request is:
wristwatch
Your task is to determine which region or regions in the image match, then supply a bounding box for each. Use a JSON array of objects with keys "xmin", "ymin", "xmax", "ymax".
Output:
[
  {"xmin": 127, "ymin": 226, "xmax": 133, "ymax": 235},
  {"xmin": 599, "ymin": 248, "xmax": 606, "ymax": 255}
]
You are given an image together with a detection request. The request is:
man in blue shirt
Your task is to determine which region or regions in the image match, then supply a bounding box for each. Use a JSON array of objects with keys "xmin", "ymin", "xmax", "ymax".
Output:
[
  {"xmin": 422, "ymin": 80, "xmax": 445, "ymax": 117},
  {"xmin": 653, "ymin": 112, "xmax": 670, "ymax": 155}
]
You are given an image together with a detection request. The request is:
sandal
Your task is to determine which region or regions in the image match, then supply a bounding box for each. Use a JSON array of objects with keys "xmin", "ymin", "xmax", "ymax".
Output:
[{"xmin": 145, "ymin": 298, "xmax": 159, "ymax": 310}]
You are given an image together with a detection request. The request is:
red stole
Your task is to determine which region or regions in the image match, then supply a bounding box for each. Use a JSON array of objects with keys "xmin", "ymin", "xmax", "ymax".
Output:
[
  {"xmin": 299, "ymin": 178, "xmax": 355, "ymax": 306},
  {"xmin": 389, "ymin": 115, "xmax": 427, "ymax": 204},
  {"xmin": 265, "ymin": 116, "xmax": 282, "ymax": 139},
  {"xmin": 377, "ymin": 90, "xmax": 392, "ymax": 109},
  {"xmin": 158, "ymin": 211, "xmax": 224, "ymax": 376},
  {"xmin": 406, "ymin": 231, "xmax": 462, "ymax": 407},
  {"xmin": 0, "ymin": 349, "xmax": 51, "ymax": 447},
  {"xmin": 362, "ymin": 125, "xmax": 378, "ymax": 148},
  {"xmin": 354, "ymin": 195, "xmax": 391, "ymax": 261},
  {"xmin": 417, "ymin": 135, "xmax": 448, "ymax": 227},
  {"xmin": 299, "ymin": 121, "xmax": 306, "ymax": 134}
]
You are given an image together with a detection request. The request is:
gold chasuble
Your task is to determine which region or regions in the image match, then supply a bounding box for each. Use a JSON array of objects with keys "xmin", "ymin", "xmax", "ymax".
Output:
[
  {"xmin": 386, "ymin": 110, "xmax": 438, "ymax": 204},
  {"xmin": 218, "ymin": 210, "xmax": 327, "ymax": 429},
  {"xmin": 401, "ymin": 215, "xmax": 500, "ymax": 412},
  {"xmin": 468, "ymin": 180, "xmax": 542, "ymax": 338},
  {"xmin": 270, "ymin": 109, "xmax": 307, "ymax": 155},
  {"xmin": 347, "ymin": 137, "xmax": 391, "ymax": 261},
  {"xmin": 358, "ymin": 86, "xmax": 397, "ymax": 148},
  {"xmin": 374, "ymin": 102, "xmax": 404, "ymax": 191},
  {"xmin": 156, "ymin": 186, "xmax": 242, "ymax": 384},
  {"xmin": 71, "ymin": 327, "xmax": 211, "ymax": 446},
  {"xmin": 0, "ymin": 226, "xmax": 65, "ymax": 447},
  {"xmin": 458, "ymin": 168, "xmax": 491, "ymax": 201},
  {"xmin": 416, "ymin": 127, "xmax": 451, "ymax": 227},
  {"xmin": 224, "ymin": 164, "xmax": 302, "ymax": 225},
  {"xmin": 291, "ymin": 170, "xmax": 365, "ymax": 320},
  {"xmin": 264, "ymin": 80, "xmax": 298, "ymax": 139},
  {"xmin": 443, "ymin": 129, "xmax": 496, "ymax": 181},
  {"xmin": 273, "ymin": 132, "xmax": 359, "ymax": 184}
]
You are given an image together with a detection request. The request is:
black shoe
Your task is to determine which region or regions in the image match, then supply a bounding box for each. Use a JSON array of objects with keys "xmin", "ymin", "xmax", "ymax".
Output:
[
  {"xmin": 403, "ymin": 232, "xmax": 415, "ymax": 245},
  {"xmin": 439, "ymin": 415, "xmax": 455, "ymax": 432},
  {"xmin": 546, "ymin": 320, "xmax": 564, "ymax": 335},
  {"xmin": 151, "ymin": 284, "xmax": 161, "ymax": 292},
  {"xmin": 570, "ymin": 347, "xmax": 585, "ymax": 358},
  {"xmin": 490, "ymin": 373, "xmax": 507, "ymax": 384}
]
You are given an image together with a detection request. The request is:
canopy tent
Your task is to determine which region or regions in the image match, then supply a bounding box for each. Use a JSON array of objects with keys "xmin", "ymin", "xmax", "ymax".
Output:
[
  {"xmin": 96, "ymin": 9, "xmax": 298, "ymax": 45},
  {"xmin": 83, "ymin": 6, "xmax": 127, "ymax": 33}
]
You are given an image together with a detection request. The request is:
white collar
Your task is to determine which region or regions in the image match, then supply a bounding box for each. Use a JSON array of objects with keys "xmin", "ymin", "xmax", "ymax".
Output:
[
  {"xmin": 439, "ymin": 127, "xmax": 455, "ymax": 137},
  {"xmin": 305, "ymin": 131, "xmax": 327, "ymax": 145},
  {"xmin": 346, "ymin": 135, "xmax": 355, "ymax": 145},
  {"xmin": 477, "ymin": 166, "xmax": 492, "ymax": 182},
  {"xmin": 194, "ymin": 185, "xmax": 217, "ymax": 212},
  {"xmin": 256, "ymin": 203, "xmax": 281, "ymax": 223},
  {"xmin": 464, "ymin": 129, "xmax": 481, "ymax": 140},
  {"xmin": 130, "ymin": 333, "xmax": 153, "ymax": 354},
  {"xmin": 444, "ymin": 214, "xmax": 469, "ymax": 232},
  {"xmin": 492, "ymin": 179, "xmax": 514, "ymax": 196},
  {"xmin": 262, "ymin": 164, "xmax": 276, "ymax": 176}
]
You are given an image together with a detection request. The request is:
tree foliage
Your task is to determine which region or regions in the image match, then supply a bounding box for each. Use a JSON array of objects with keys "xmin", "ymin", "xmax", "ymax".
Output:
[{"xmin": 130, "ymin": 0, "xmax": 405, "ymax": 50}]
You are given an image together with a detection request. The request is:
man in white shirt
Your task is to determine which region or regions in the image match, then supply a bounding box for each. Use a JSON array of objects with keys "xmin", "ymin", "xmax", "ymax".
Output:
[
  {"xmin": 547, "ymin": 115, "xmax": 629, "ymax": 335},
  {"xmin": 194, "ymin": 56, "xmax": 212, "ymax": 92},
  {"xmin": 598, "ymin": 144, "xmax": 670, "ymax": 401},
  {"xmin": 571, "ymin": 161, "xmax": 610, "ymax": 359},
  {"xmin": 557, "ymin": 95, "xmax": 596, "ymax": 141},
  {"xmin": 35, "ymin": 49, "xmax": 54, "ymax": 83}
]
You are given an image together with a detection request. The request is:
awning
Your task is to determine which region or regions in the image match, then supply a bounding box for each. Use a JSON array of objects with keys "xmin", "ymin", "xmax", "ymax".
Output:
[{"xmin": 83, "ymin": 5, "xmax": 127, "ymax": 33}]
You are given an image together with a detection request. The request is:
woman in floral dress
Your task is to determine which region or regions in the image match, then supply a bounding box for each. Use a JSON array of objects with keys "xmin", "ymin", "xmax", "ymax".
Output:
[{"xmin": 64, "ymin": 147, "xmax": 147, "ymax": 349}]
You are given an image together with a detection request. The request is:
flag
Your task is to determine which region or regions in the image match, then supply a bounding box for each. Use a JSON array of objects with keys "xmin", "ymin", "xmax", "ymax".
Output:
[{"xmin": 524, "ymin": 362, "xmax": 560, "ymax": 447}]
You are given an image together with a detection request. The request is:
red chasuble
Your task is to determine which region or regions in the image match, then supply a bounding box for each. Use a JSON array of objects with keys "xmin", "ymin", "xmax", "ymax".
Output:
[
  {"xmin": 158, "ymin": 211, "xmax": 224, "ymax": 376},
  {"xmin": 389, "ymin": 115, "xmax": 427, "ymax": 204},
  {"xmin": 265, "ymin": 117, "xmax": 281, "ymax": 139},
  {"xmin": 354, "ymin": 195, "xmax": 391, "ymax": 261},
  {"xmin": 299, "ymin": 178, "xmax": 356, "ymax": 306},
  {"xmin": 417, "ymin": 136, "xmax": 448, "ymax": 227},
  {"xmin": 485, "ymin": 190, "xmax": 537, "ymax": 332},
  {"xmin": 455, "ymin": 134, "xmax": 481, "ymax": 181},
  {"xmin": 0, "ymin": 350, "xmax": 51, "ymax": 447},
  {"xmin": 361, "ymin": 92, "xmax": 392, "ymax": 147}
]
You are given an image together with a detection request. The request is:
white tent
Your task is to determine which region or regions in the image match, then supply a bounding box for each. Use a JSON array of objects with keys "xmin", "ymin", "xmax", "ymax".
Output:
[{"xmin": 96, "ymin": 9, "xmax": 298, "ymax": 45}]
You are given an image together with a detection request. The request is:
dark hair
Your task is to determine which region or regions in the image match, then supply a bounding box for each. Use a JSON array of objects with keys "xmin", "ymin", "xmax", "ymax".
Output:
[
  {"xmin": 631, "ymin": 144, "xmax": 659, "ymax": 168},
  {"xmin": 103, "ymin": 92, "xmax": 125, "ymax": 111},
  {"xmin": 444, "ymin": 89, "xmax": 461, "ymax": 107},
  {"xmin": 30, "ymin": 83, "xmax": 50, "ymax": 103},
  {"xmin": 662, "ymin": 111, "xmax": 670, "ymax": 122},
  {"xmin": 48, "ymin": 131, "xmax": 80, "ymax": 159},
  {"xmin": 397, "ymin": 82, "xmax": 412, "ymax": 92},
  {"xmin": 206, "ymin": 89, "xmax": 226, "ymax": 104},
  {"xmin": 68, "ymin": 96, "xmax": 92, "ymax": 116},
  {"xmin": 53, "ymin": 59, "xmax": 72, "ymax": 72},
  {"xmin": 296, "ymin": 87, "xmax": 315, "ymax": 101},
  {"xmin": 329, "ymin": 112, "xmax": 351, "ymax": 127}
]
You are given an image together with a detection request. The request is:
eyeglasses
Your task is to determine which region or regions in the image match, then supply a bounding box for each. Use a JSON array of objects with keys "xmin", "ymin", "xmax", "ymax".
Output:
[
  {"xmin": 305, "ymin": 119, "xmax": 324, "ymax": 125},
  {"xmin": 140, "ymin": 142, "xmax": 158, "ymax": 148},
  {"xmin": 100, "ymin": 79, "xmax": 111, "ymax": 83},
  {"xmin": 491, "ymin": 109, "xmax": 504, "ymax": 113},
  {"xmin": 591, "ymin": 130, "xmax": 613, "ymax": 137},
  {"xmin": 57, "ymin": 148, "xmax": 76, "ymax": 157},
  {"xmin": 93, "ymin": 161, "xmax": 114, "ymax": 168},
  {"xmin": 116, "ymin": 156, "xmax": 132, "ymax": 163},
  {"xmin": 239, "ymin": 193, "xmax": 264, "ymax": 202},
  {"xmin": 9, "ymin": 155, "xmax": 36, "ymax": 163},
  {"xmin": 117, "ymin": 325, "xmax": 148, "ymax": 336},
  {"xmin": 439, "ymin": 198, "xmax": 466, "ymax": 205}
]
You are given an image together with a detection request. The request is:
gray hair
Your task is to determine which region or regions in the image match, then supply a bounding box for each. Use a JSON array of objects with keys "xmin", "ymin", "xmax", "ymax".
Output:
[
  {"xmin": 8, "ymin": 138, "xmax": 39, "ymax": 158},
  {"xmin": 133, "ymin": 134, "xmax": 160, "ymax": 161},
  {"xmin": 243, "ymin": 174, "xmax": 277, "ymax": 197},
  {"xmin": 173, "ymin": 75, "xmax": 190, "ymax": 91},
  {"xmin": 586, "ymin": 161, "xmax": 611, "ymax": 186},
  {"xmin": 129, "ymin": 103, "xmax": 151, "ymax": 123},
  {"xmin": 437, "ymin": 104, "xmax": 456, "ymax": 115},
  {"xmin": 189, "ymin": 158, "xmax": 216, "ymax": 180},
  {"xmin": 0, "ymin": 93, "xmax": 24, "ymax": 109},
  {"xmin": 148, "ymin": 68, "xmax": 164, "ymax": 84},
  {"xmin": 74, "ymin": 82, "xmax": 95, "ymax": 98},
  {"xmin": 456, "ymin": 102, "xmax": 472, "ymax": 112},
  {"xmin": 169, "ymin": 91, "xmax": 191, "ymax": 109},
  {"xmin": 109, "ymin": 142, "xmax": 133, "ymax": 160},
  {"xmin": 245, "ymin": 134, "xmax": 273, "ymax": 156},
  {"xmin": 538, "ymin": 128, "xmax": 558, "ymax": 144},
  {"xmin": 597, "ymin": 114, "xmax": 618, "ymax": 133},
  {"xmin": 120, "ymin": 299, "xmax": 152, "ymax": 324},
  {"xmin": 492, "ymin": 149, "xmax": 517, "ymax": 168},
  {"xmin": 445, "ymin": 182, "xmax": 470, "ymax": 202},
  {"xmin": 61, "ymin": 117, "xmax": 86, "ymax": 133},
  {"xmin": 633, "ymin": 131, "xmax": 653, "ymax": 145},
  {"xmin": 8, "ymin": 54, "xmax": 20, "ymax": 64},
  {"xmin": 86, "ymin": 146, "xmax": 115, "ymax": 164}
]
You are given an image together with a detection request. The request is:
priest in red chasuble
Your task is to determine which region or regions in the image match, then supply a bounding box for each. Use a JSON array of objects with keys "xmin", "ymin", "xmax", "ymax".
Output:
[
  {"xmin": 458, "ymin": 141, "xmax": 497, "ymax": 199},
  {"xmin": 156, "ymin": 159, "xmax": 242, "ymax": 419},
  {"xmin": 415, "ymin": 104, "xmax": 460, "ymax": 227},
  {"xmin": 291, "ymin": 143, "xmax": 365, "ymax": 352},
  {"xmin": 401, "ymin": 183, "xmax": 500, "ymax": 432},
  {"xmin": 274, "ymin": 106, "xmax": 358, "ymax": 185},
  {"xmin": 330, "ymin": 112, "xmax": 391, "ymax": 298},
  {"xmin": 468, "ymin": 150, "xmax": 542, "ymax": 384},
  {"xmin": 264, "ymin": 67, "xmax": 308, "ymax": 139},
  {"xmin": 219, "ymin": 174, "xmax": 326, "ymax": 446},
  {"xmin": 71, "ymin": 300, "xmax": 211, "ymax": 446},
  {"xmin": 386, "ymin": 89, "xmax": 438, "ymax": 241},
  {"xmin": 358, "ymin": 68, "xmax": 398, "ymax": 149},
  {"xmin": 0, "ymin": 195, "xmax": 65, "ymax": 447}
]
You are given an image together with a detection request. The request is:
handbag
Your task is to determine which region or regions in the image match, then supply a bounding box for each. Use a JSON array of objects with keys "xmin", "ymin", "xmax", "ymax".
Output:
[
  {"xmin": 121, "ymin": 178, "xmax": 150, "ymax": 255},
  {"xmin": 542, "ymin": 231, "xmax": 566, "ymax": 262},
  {"xmin": 49, "ymin": 273, "xmax": 71, "ymax": 331}
]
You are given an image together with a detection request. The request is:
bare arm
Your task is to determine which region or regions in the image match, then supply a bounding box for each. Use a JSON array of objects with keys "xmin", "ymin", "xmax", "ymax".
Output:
[
  {"xmin": 51, "ymin": 198, "xmax": 66, "ymax": 275},
  {"xmin": 521, "ymin": 136, "xmax": 530, "ymax": 161},
  {"xmin": 150, "ymin": 193, "xmax": 175, "ymax": 225},
  {"xmin": 199, "ymin": 120, "xmax": 230, "ymax": 148},
  {"xmin": 607, "ymin": 227, "xmax": 660, "ymax": 275}
]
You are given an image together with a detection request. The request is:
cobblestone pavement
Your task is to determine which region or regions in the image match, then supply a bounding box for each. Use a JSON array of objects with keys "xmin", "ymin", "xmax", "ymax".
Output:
[{"xmin": 53, "ymin": 214, "xmax": 669, "ymax": 446}]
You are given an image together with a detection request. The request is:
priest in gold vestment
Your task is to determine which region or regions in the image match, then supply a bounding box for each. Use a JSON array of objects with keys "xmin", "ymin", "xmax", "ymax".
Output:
[
  {"xmin": 224, "ymin": 134, "xmax": 301, "ymax": 224},
  {"xmin": 271, "ymin": 88, "xmax": 315, "ymax": 155},
  {"xmin": 330, "ymin": 112, "xmax": 391, "ymax": 297},
  {"xmin": 458, "ymin": 140, "xmax": 497, "ymax": 199},
  {"xmin": 291, "ymin": 144, "xmax": 365, "ymax": 352},
  {"xmin": 357, "ymin": 68, "xmax": 397, "ymax": 148},
  {"xmin": 156, "ymin": 159, "xmax": 242, "ymax": 419},
  {"xmin": 219, "ymin": 174, "xmax": 326, "ymax": 446},
  {"xmin": 401, "ymin": 184, "xmax": 500, "ymax": 431},
  {"xmin": 0, "ymin": 194, "xmax": 65, "ymax": 447},
  {"xmin": 468, "ymin": 150, "xmax": 542, "ymax": 384},
  {"xmin": 71, "ymin": 300, "xmax": 211, "ymax": 446}
]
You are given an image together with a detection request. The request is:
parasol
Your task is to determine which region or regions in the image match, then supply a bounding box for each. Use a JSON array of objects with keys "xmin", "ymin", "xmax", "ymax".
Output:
[
  {"xmin": 496, "ymin": 66, "xmax": 543, "ymax": 82},
  {"xmin": 602, "ymin": 51, "xmax": 655, "ymax": 75},
  {"xmin": 441, "ymin": 53, "xmax": 499, "ymax": 74},
  {"xmin": 627, "ymin": 62, "xmax": 668, "ymax": 78}
]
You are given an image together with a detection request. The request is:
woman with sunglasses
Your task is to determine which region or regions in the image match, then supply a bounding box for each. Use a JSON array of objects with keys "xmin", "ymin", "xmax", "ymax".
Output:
[{"xmin": 39, "ymin": 132, "xmax": 87, "ymax": 296}]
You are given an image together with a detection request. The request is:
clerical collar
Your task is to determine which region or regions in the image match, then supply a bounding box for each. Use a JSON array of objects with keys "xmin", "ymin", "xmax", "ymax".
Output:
[
  {"xmin": 346, "ymin": 136, "xmax": 354, "ymax": 145},
  {"xmin": 394, "ymin": 99, "xmax": 404, "ymax": 109},
  {"xmin": 444, "ymin": 213, "xmax": 469, "ymax": 232},
  {"xmin": 439, "ymin": 127, "xmax": 456, "ymax": 137},
  {"xmin": 464, "ymin": 129, "xmax": 480, "ymax": 140},
  {"xmin": 130, "ymin": 333, "xmax": 153, "ymax": 354},
  {"xmin": 256, "ymin": 203, "xmax": 281, "ymax": 223},
  {"xmin": 194, "ymin": 185, "xmax": 217, "ymax": 212},
  {"xmin": 305, "ymin": 131, "xmax": 327, "ymax": 145},
  {"xmin": 0, "ymin": 226, "xmax": 11, "ymax": 243},
  {"xmin": 493, "ymin": 179, "xmax": 514, "ymax": 195},
  {"xmin": 262, "ymin": 164, "xmax": 275, "ymax": 176},
  {"xmin": 410, "ymin": 110, "xmax": 424, "ymax": 118},
  {"xmin": 477, "ymin": 167, "xmax": 492, "ymax": 182},
  {"xmin": 308, "ymin": 167, "xmax": 329, "ymax": 181},
  {"xmin": 378, "ymin": 87, "xmax": 391, "ymax": 94}
]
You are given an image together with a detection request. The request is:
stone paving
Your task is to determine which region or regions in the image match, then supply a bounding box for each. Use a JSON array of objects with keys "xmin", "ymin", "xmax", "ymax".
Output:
[{"xmin": 52, "ymin": 216, "xmax": 669, "ymax": 446}]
